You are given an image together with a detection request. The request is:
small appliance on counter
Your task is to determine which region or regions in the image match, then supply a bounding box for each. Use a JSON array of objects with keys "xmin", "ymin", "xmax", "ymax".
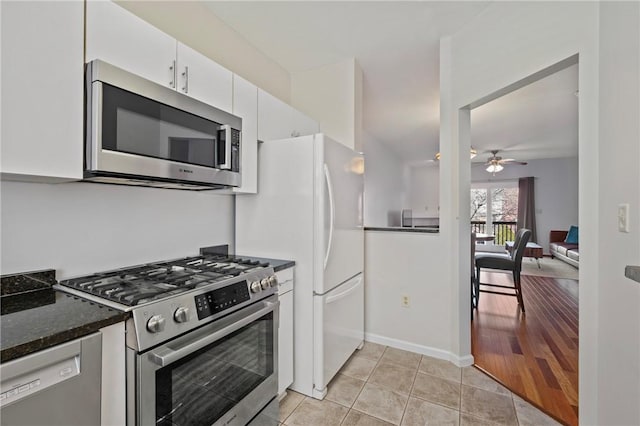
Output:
[{"xmin": 54, "ymin": 252, "xmax": 280, "ymax": 426}]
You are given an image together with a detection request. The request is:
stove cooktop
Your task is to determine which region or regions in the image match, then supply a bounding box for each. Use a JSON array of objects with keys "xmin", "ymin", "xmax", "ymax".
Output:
[{"xmin": 58, "ymin": 255, "xmax": 271, "ymax": 308}]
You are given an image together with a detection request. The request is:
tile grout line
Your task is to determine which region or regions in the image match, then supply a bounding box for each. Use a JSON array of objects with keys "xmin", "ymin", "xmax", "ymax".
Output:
[
  {"xmin": 280, "ymin": 391, "xmax": 306, "ymax": 425},
  {"xmin": 339, "ymin": 344, "xmax": 386, "ymax": 425},
  {"xmin": 398, "ymin": 355, "xmax": 421, "ymax": 426}
]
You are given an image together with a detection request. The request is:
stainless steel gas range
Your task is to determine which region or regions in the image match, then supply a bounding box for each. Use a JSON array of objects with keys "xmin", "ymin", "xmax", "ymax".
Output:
[{"xmin": 55, "ymin": 255, "xmax": 279, "ymax": 426}]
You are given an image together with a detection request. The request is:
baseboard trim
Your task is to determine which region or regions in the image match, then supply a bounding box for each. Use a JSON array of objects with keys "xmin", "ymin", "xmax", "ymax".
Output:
[{"xmin": 364, "ymin": 332, "xmax": 474, "ymax": 367}]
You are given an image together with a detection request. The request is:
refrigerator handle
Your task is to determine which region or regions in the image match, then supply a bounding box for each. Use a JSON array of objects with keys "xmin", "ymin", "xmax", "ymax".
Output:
[
  {"xmin": 323, "ymin": 163, "xmax": 335, "ymax": 270},
  {"xmin": 325, "ymin": 275, "xmax": 362, "ymax": 304}
]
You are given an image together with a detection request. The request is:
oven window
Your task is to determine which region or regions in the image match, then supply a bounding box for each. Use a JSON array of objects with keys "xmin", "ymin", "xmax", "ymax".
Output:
[
  {"xmin": 101, "ymin": 84, "xmax": 220, "ymax": 168},
  {"xmin": 155, "ymin": 312, "xmax": 274, "ymax": 426}
]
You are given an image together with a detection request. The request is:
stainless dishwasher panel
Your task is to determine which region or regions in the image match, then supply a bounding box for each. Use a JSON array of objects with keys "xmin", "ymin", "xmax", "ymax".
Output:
[{"xmin": 0, "ymin": 332, "xmax": 102, "ymax": 426}]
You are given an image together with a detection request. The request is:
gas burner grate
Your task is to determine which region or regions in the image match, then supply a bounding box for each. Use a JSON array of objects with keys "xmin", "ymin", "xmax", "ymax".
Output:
[{"xmin": 59, "ymin": 255, "xmax": 271, "ymax": 307}]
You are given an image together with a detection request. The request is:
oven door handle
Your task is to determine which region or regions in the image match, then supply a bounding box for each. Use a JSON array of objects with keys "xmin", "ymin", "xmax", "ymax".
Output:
[{"xmin": 147, "ymin": 299, "xmax": 278, "ymax": 367}]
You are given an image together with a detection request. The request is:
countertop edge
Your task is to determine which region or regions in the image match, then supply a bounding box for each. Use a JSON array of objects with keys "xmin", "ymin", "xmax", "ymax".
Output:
[
  {"xmin": 273, "ymin": 261, "xmax": 296, "ymax": 272},
  {"xmin": 1, "ymin": 311, "xmax": 127, "ymax": 363},
  {"xmin": 364, "ymin": 226, "xmax": 439, "ymax": 234}
]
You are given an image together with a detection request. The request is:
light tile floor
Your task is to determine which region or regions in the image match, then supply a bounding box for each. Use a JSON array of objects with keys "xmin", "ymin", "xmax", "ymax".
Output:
[{"xmin": 279, "ymin": 342, "xmax": 561, "ymax": 426}]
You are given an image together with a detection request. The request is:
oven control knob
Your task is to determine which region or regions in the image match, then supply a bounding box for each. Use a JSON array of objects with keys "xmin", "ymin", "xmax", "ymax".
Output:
[
  {"xmin": 260, "ymin": 278, "xmax": 269, "ymax": 290},
  {"xmin": 173, "ymin": 307, "xmax": 190, "ymax": 323},
  {"xmin": 250, "ymin": 281, "xmax": 262, "ymax": 293},
  {"xmin": 268, "ymin": 275, "xmax": 278, "ymax": 287},
  {"xmin": 147, "ymin": 315, "xmax": 166, "ymax": 333}
]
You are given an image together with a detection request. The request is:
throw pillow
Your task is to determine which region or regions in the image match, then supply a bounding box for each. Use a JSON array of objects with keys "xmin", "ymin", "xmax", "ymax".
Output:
[{"xmin": 565, "ymin": 225, "xmax": 579, "ymax": 244}]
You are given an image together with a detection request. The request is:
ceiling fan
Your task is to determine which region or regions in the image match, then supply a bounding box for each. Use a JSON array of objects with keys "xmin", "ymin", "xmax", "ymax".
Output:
[{"xmin": 484, "ymin": 150, "xmax": 527, "ymax": 174}]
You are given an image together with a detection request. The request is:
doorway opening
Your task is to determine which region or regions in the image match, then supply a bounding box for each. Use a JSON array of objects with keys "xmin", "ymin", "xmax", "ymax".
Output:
[{"xmin": 466, "ymin": 56, "xmax": 579, "ymax": 426}]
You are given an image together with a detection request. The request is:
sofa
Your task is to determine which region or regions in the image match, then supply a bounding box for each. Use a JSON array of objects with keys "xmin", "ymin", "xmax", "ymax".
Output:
[{"xmin": 549, "ymin": 229, "xmax": 579, "ymax": 268}]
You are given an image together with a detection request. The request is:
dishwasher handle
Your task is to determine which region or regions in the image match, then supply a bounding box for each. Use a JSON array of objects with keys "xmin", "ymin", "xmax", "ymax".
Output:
[
  {"xmin": 0, "ymin": 333, "xmax": 101, "ymax": 408},
  {"xmin": 0, "ymin": 336, "xmax": 82, "ymax": 382}
]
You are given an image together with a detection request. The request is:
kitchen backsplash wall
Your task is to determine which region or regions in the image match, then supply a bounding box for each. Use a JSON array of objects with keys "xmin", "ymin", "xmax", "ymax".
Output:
[{"xmin": 0, "ymin": 181, "xmax": 234, "ymax": 279}]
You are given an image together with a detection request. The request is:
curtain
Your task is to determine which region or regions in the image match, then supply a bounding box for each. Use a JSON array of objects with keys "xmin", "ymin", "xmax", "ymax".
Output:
[{"xmin": 517, "ymin": 177, "xmax": 537, "ymax": 243}]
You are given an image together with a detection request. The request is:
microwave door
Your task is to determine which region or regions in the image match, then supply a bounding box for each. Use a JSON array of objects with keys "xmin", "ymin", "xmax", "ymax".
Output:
[{"xmin": 168, "ymin": 137, "xmax": 216, "ymax": 168}]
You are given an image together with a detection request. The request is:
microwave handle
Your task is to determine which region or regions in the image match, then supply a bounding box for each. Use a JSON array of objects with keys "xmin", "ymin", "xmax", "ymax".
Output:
[
  {"xmin": 218, "ymin": 125, "xmax": 232, "ymax": 170},
  {"xmin": 147, "ymin": 299, "xmax": 278, "ymax": 367}
]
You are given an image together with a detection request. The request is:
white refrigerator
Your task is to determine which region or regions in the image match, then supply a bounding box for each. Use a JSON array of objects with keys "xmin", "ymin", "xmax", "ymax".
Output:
[{"xmin": 235, "ymin": 133, "xmax": 364, "ymax": 399}]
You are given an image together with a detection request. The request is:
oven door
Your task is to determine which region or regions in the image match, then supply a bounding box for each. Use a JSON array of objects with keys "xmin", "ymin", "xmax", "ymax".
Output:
[{"xmin": 133, "ymin": 295, "xmax": 278, "ymax": 426}]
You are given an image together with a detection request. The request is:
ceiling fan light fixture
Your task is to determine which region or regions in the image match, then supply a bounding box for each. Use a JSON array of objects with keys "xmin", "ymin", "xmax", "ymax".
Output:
[{"xmin": 486, "ymin": 164, "xmax": 504, "ymax": 173}]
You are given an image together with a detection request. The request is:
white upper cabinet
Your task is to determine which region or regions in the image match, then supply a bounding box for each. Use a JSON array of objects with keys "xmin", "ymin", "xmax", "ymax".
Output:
[
  {"xmin": 258, "ymin": 89, "xmax": 320, "ymax": 142},
  {"xmin": 86, "ymin": 1, "xmax": 177, "ymax": 89},
  {"xmin": 291, "ymin": 108, "xmax": 321, "ymax": 137},
  {"xmin": 1, "ymin": 0, "xmax": 84, "ymax": 181},
  {"xmin": 86, "ymin": 2, "xmax": 233, "ymax": 112},
  {"xmin": 233, "ymin": 76, "xmax": 258, "ymax": 194},
  {"xmin": 257, "ymin": 89, "xmax": 293, "ymax": 141},
  {"xmin": 176, "ymin": 43, "xmax": 233, "ymax": 113}
]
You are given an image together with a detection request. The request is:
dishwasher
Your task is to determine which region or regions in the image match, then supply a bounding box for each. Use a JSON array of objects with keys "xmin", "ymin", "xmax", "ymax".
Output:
[{"xmin": 0, "ymin": 332, "xmax": 102, "ymax": 426}]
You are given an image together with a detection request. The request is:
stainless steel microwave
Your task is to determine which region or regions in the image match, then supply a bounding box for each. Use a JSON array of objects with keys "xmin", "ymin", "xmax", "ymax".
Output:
[{"xmin": 84, "ymin": 60, "xmax": 241, "ymax": 190}]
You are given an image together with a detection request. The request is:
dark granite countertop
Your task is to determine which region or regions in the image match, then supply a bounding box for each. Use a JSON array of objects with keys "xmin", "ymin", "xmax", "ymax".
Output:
[
  {"xmin": 364, "ymin": 226, "xmax": 439, "ymax": 234},
  {"xmin": 625, "ymin": 265, "xmax": 640, "ymax": 283},
  {"xmin": 236, "ymin": 255, "xmax": 295, "ymax": 272},
  {"xmin": 1, "ymin": 270, "xmax": 128, "ymax": 363},
  {"xmin": 200, "ymin": 245, "xmax": 295, "ymax": 272}
]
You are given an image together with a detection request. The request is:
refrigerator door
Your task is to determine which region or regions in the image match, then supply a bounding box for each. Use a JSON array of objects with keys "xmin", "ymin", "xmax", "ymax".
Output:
[
  {"xmin": 313, "ymin": 135, "xmax": 364, "ymax": 295},
  {"xmin": 313, "ymin": 273, "xmax": 364, "ymax": 398}
]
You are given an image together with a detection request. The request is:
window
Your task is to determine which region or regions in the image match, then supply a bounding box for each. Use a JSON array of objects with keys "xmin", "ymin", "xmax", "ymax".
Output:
[{"xmin": 471, "ymin": 182, "xmax": 518, "ymax": 244}]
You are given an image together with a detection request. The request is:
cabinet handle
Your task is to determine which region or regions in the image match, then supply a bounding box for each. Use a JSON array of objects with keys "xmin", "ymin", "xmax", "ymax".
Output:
[
  {"xmin": 169, "ymin": 60, "xmax": 176, "ymax": 88},
  {"xmin": 181, "ymin": 66, "xmax": 189, "ymax": 94}
]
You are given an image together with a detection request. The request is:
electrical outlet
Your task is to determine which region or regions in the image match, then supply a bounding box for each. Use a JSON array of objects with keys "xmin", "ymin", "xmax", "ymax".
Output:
[{"xmin": 401, "ymin": 294, "xmax": 410, "ymax": 308}]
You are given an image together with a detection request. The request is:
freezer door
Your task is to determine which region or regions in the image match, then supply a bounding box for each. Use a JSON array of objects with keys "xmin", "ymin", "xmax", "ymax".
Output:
[
  {"xmin": 314, "ymin": 135, "xmax": 364, "ymax": 295},
  {"xmin": 313, "ymin": 273, "xmax": 364, "ymax": 398}
]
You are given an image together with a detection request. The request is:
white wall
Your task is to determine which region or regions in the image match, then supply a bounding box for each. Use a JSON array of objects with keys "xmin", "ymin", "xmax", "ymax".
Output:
[
  {"xmin": 470, "ymin": 157, "xmax": 579, "ymax": 254},
  {"xmin": 597, "ymin": 2, "xmax": 640, "ymax": 423},
  {"xmin": 116, "ymin": 1, "xmax": 291, "ymax": 102},
  {"xmin": 365, "ymin": 230, "xmax": 471, "ymax": 366},
  {"xmin": 440, "ymin": 1, "xmax": 640, "ymax": 424},
  {"xmin": 0, "ymin": 181, "xmax": 234, "ymax": 279},
  {"xmin": 363, "ymin": 133, "xmax": 408, "ymax": 227},
  {"xmin": 408, "ymin": 165, "xmax": 440, "ymax": 218},
  {"xmin": 291, "ymin": 58, "xmax": 363, "ymax": 151}
]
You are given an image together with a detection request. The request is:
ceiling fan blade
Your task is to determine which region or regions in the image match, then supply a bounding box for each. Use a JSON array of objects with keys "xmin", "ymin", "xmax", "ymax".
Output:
[{"xmin": 500, "ymin": 159, "xmax": 528, "ymax": 165}]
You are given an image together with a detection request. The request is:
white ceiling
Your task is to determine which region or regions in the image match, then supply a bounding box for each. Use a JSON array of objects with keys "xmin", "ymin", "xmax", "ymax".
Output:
[{"xmin": 205, "ymin": 1, "xmax": 578, "ymax": 165}]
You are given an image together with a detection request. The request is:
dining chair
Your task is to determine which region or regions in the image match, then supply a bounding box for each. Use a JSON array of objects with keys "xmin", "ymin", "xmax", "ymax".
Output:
[{"xmin": 474, "ymin": 228, "xmax": 532, "ymax": 312}]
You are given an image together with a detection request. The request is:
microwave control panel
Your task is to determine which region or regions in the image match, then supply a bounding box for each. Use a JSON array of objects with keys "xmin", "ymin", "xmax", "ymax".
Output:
[
  {"xmin": 194, "ymin": 280, "xmax": 250, "ymax": 320},
  {"xmin": 231, "ymin": 129, "xmax": 240, "ymax": 172}
]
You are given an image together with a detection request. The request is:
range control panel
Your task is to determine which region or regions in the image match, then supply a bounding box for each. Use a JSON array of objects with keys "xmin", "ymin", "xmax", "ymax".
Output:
[{"xmin": 194, "ymin": 280, "xmax": 251, "ymax": 320}]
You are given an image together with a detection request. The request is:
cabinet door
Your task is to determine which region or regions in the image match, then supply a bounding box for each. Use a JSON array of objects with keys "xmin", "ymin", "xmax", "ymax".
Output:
[
  {"xmin": 232, "ymin": 75, "xmax": 258, "ymax": 194},
  {"xmin": 86, "ymin": 1, "xmax": 177, "ymax": 89},
  {"xmin": 278, "ymin": 289, "xmax": 294, "ymax": 395},
  {"xmin": 1, "ymin": 1, "xmax": 84, "ymax": 180},
  {"xmin": 176, "ymin": 42, "xmax": 233, "ymax": 112},
  {"xmin": 257, "ymin": 89, "xmax": 293, "ymax": 141},
  {"xmin": 291, "ymin": 108, "xmax": 320, "ymax": 137}
]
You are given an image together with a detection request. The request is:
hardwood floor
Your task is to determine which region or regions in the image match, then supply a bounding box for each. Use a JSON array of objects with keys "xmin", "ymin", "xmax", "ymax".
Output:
[{"xmin": 471, "ymin": 271, "xmax": 579, "ymax": 426}]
